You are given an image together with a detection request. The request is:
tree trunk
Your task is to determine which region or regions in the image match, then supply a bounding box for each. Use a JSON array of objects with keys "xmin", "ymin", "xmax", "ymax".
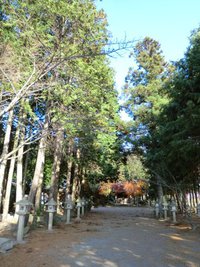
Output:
[
  {"xmin": 29, "ymin": 115, "xmax": 49, "ymax": 204},
  {"xmin": 0, "ymin": 109, "xmax": 14, "ymax": 210},
  {"xmin": 22, "ymin": 141, "xmax": 31, "ymax": 196},
  {"xmin": 65, "ymin": 139, "xmax": 74, "ymax": 197},
  {"xmin": 49, "ymin": 127, "xmax": 64, "ymax": 201},
  {"xmin": 16, "ymin": 109, "xmax": 26, "ymax": 204},
  {"xmin": 35, "ymin": 170, "xmax": 44, "ymax": 211},
  {"xmin": 193, "ymin": 180, "xmax": 198, "ymax": 207},
  {"xmin": 2, "ymin": 127, "xmax": 20, "ymax": 221},
  {"xmin": 72, "ymin": 148, "xmax": 81, "ymax": 201},
  {"xmin": 156, "ymin": 174, "xmax": 163, "ymax": 204},
  {"xmin": 191, "ymin": 190, "xmax": 196, "ymax": 209}
]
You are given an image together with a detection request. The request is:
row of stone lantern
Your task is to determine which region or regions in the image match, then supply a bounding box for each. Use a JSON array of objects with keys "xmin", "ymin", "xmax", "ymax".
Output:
[
  {"xmin": 154, "ymin": 201, "xmax": 177, "ymax": 223},
  {"xmin": 15, "ymin": 195, "xmax": 89, "ymax": 243},
  {"xmin": 155, "ymin": 202, "xmax": 200, "ymax": 218},
  {"xmin": 46, "ymin": 197, "xmax": 88, "ymax": 229}
]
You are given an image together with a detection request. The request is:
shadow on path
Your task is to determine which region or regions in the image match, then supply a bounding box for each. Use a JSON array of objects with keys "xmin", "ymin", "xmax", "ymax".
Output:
[{"xmin": 1, "ymin": 206, "xmax": 200, "ymax": 267}]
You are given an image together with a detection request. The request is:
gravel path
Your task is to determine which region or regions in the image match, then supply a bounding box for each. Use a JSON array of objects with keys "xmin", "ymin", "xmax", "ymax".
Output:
[{"xmin": 0, "ymin": 206, "xmax": 199, "ymax": 267}]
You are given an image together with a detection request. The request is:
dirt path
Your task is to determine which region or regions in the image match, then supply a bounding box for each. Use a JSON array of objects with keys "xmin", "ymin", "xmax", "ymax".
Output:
[{"xmin": 0, "ymin": 206, "xmax": 200, "ymax": 267}]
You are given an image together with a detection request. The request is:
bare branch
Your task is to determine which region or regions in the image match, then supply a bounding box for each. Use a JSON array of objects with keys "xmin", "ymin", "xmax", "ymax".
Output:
[
  {"xmin": 6, "ymin": 148, "xmax": 32, "ymax": 161},
  {"xmin": 0, "ymin": 39, "xmax": 135, "ymax": 118},
  {"xmin": 0, "ymin": 60, "xmax": 36, "ymax": 117},
  {"xmin": 0, "ymin": 130, "xmax": 48, "ymax": 164}
]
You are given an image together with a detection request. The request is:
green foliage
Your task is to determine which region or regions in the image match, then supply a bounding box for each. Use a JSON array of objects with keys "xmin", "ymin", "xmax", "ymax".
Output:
[
  {"xmin": 122, "ymin": 30, "xmax": 200, "ymax": 198},
  {"xmin": 44, "ymin": 157, "xmax": 53, "ymax": 188},
  {"xmin": 0, "ymin": 0, "xmax": 123, "ymax": 206},
  {"xmin": 126, "ymin": 154, "xmax": 148, "ymax": 181},
  {"xmin": 118, "ymin": 154, "xmax": 148, "ymax": 182},
  {"xmin": 153, "ymin": 27, "xmax": 200, "ymax": 187},
  {"xmin": 124, "ymin": 37, "xmax": 170, "ymax": 131}
]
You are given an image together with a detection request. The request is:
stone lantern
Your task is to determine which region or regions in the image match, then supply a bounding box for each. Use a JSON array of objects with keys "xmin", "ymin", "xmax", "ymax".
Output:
[
  {"xmin": 76, "ymin": 198, "xmax": 82, "ymax": 220},
  {"xmin": 155, "ymin": 202, "xmax": 159, "ymax": 218},
  {"xmin": 64, "ymin": 197, "xmax": 73, "ymax": 224},
  {"xmin": 46, "ymin": 198, "xmax": 57, "ymax": 231},
  {"xmin": 81, "ymin": 198, "xmax": 86, "ymax": 216},
  {"xmin": 85, "ymin": 200, "xmax": 89, "ymax": 210},
  {"xmin": 162, "ymin": 202, "xmax": 168, "ymax": 220},
  {"xmin": 171, "ymin": 202, "xmax": 177, "ymax": 223},
  {"xmin": 16, "ymin": 197, "xmax": 33, "ymax": 243}
]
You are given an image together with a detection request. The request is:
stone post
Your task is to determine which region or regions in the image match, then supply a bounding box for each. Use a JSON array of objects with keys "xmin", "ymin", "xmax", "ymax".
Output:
[
  {"xmin": 48, "ymin": 212, "xmax": 53, "ymax": 231},
  {"xmin": 17, "ymin": 213, "xmax": 26, "ymax": 243}
]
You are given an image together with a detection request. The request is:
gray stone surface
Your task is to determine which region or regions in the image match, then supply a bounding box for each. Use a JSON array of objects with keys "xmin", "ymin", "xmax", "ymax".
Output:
[{"xmin": 0, "ymin": 237, "xmax": 14, "ymax": 253}]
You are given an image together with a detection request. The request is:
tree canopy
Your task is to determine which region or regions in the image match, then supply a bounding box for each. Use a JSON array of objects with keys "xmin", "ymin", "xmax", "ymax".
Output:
[
  {"xmin": 121, "ymin": 30, "xmax": 200, "ymax": 208},
  {"xmin": 0, "ymin": 1, "xmax": 199, "ymax": 217}
]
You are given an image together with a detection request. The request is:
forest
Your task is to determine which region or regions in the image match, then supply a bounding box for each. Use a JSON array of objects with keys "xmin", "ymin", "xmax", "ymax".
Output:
[{"xmin": 0, "ymin": 0, "xmax": 199, "ymax": 222}]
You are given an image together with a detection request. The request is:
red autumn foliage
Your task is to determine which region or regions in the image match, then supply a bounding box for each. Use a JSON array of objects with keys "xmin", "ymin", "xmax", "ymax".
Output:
[
  {"xmin": 111, "ymin": 182, "xmax": 125, "ymax": 194},
  {"xmin": 99, "ymin": 180, "xmax": 148, "ymax": 197},
  {"xmin": 123, "ymin": 181, "xmax": 138, "ymax": 196}
]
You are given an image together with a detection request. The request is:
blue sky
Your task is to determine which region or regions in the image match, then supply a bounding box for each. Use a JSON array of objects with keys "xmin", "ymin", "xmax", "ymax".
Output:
[{"xmin": 96, "ymin": 0, "xmax": 200, "ymax": 91}]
